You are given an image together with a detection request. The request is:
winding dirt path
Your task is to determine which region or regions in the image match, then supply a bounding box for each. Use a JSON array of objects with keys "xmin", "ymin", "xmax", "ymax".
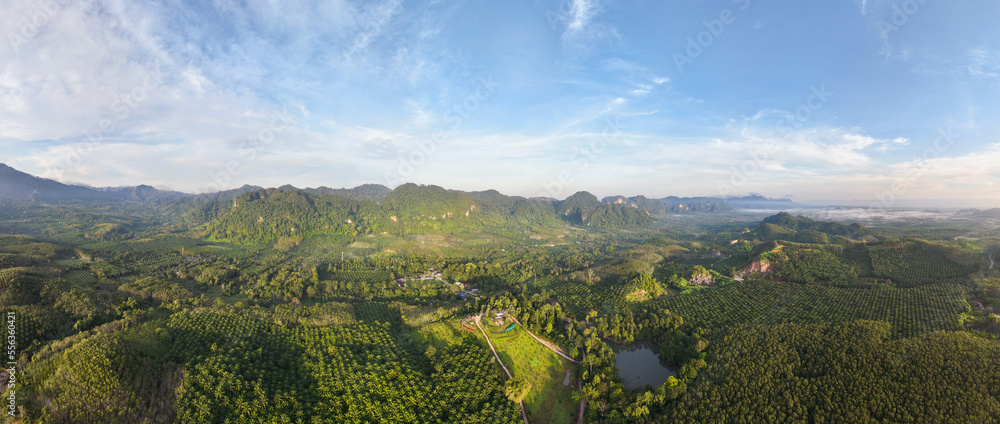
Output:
[
  {"xmin": 990, "ymin": 253, "xmax": 995, "ymax": 270},
  {"xmin": 473, "ymin": 315, "xmax": 529, "ymax": 424},
  {"xmin": 508, "ymin": 316, "xmax": 579, "ymax": 364},
  {"xmin": 474, "ymin": 315, "xmax": 512, "ymax": 378}
]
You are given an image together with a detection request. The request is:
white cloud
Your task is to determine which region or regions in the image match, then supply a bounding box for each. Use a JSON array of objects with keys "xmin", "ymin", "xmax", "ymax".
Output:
[
  {"xmin": 1, "ymin": 1, "xmax": 996, "ymax": 204},
  {"xmin": 841, "ymin": 134, "xmax": 908, "ymax": 151},
  {"xmin": 603, "ymin": 97, "xmax": 627, "ymax": 112},
  {"xmin": 0, "ymin": 0, "xmax": 460, "ymax": 188},
  {"xmin": 559, "ymin": 0, "xmax": 619, "ymax": 53},
  {"xmin": 567, "ymin": 0, "xmax": 596, "ymax": 32},
  {"xmin": 630, "ymin": 84, "xmax": 652, "ymax": 97},
  {"xmin": 762, "ymin": 129, "xmax": 911, "ymax": 168},
  {"xmin": 968, "ymin": 48, "xmax": 1000, "ymax": 79},
  {"xmin": 872, "ymin": 143, "xmax": 1000, "ymax": 199},
  {"xmin": 626, "ymin": 77, "xmax": 669, "ymax": 97}
]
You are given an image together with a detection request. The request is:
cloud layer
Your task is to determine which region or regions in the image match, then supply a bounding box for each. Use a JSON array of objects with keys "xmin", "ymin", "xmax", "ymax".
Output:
[{"xmin": 1, "ymin": 0, "xmax": 999, "ymax": 205}]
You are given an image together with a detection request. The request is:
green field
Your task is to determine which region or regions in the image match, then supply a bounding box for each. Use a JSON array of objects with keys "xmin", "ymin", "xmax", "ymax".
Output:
[{"xmin": 487, "ymin": 327, "xmax": 578, "ymax": 424}]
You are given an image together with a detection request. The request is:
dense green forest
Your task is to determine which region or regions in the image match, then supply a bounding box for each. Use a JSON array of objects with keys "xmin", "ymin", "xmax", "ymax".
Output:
[
  {"xmin": 1, "ymin": 179, "xmax": 999, "ymax": 424},
  {"xmin": 202, "ymin": 184, "xmax": 655, "ymax": 244},
  {"xmin": 667, "ymin": 321, "xmax": 1000, "ymax": 423}
]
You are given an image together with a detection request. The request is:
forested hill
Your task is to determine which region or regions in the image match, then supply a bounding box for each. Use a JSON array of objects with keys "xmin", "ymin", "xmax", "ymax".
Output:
[
  {"xmin": 554, "ymin": 191, "xmax": 654, "ymax": 228},
  {"xmin": 732, "ymin": 213, "xmax": 985, "ymax": 288},
  {"xmin": 299, "ymin": 184, "xmax": 392, "ymax": 201},
  {"xmin": 745, "ymin": 211, "xmax": 881, "ymax": 243},
  {"xmin": 203, "ymin": 185, "xmax": 656, "ymax": 243}
]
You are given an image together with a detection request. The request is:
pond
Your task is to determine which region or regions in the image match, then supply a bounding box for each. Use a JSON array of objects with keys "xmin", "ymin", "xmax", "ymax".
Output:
[{"xmin": 607, "ymin": 340, "xmax": 677, "ymax": 391}]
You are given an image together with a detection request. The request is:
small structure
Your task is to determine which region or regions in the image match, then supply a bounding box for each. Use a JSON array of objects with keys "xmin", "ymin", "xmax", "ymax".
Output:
[{"xmin": 492, "ymin": 311, "xmax": 506, "ymax": 326}]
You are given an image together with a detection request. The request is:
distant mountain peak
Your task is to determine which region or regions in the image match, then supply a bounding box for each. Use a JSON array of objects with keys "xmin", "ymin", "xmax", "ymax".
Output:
[{"xmin": 0, "ymin": 163, "xmax": 183, "ymax": 204}]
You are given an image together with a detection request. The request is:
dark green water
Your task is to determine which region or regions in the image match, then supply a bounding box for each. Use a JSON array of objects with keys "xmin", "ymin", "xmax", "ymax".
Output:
[{"xmin": 607, "ymin": 340, "xmax": 677, "ymax": 390}]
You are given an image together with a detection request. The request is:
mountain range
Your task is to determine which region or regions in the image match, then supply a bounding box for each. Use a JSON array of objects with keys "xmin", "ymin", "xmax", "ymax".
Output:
[{"xmin": 0, "ymin": 163, "xmax": 809, "ymax": 211}]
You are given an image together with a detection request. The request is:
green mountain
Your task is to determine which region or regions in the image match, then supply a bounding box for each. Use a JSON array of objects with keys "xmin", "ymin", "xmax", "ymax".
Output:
[
  {"xmin": 557, "ymin": 191, "xmax": 653, "ymax": 228},
  {"xmin": 301, "ymin": 184, "xmax": 392, "ymax": 201},
  {"xmin": 206, "ymin": 188, "xmax": 365, "ymax": 243},
  {"xmin": 556, "ymin": 191, "xmax": 602, "ymax": 223},
  {"xmin": 383, "ymin": 183, "xmax": 477, "ymax": 219},
  {"xmin": 202, "ymin": 185, "xmax": 659, "ymax": 243},
  {"xmin": 465, "ymin": 189, "xmax": 563, "ymax": 227}
]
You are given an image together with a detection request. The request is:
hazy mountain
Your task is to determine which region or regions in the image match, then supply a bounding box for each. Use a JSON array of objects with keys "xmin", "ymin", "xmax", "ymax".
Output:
[
  {"xmin": 659, "ymin": 196, "xmax": 732, "ymax": 213},
  {"xmin": 0, "ymin": 163, "xmax": 104, "ymax": 202},
  {"xmin": 724, "ymin": 194, "xmax": 813, "ymax": 210},
  {"xmin": 599, "ymin": 194, "xmax": 812, "ymax": 214},
  {"xmin": 0, "ymin": 164, "xmax": 812, "ymax": 230},
  {"xmin": 602, "ymin": 195, "xmax": 731, "ymax": 213},
  {"xmin": 99, "ymin": 185, "xmax": 186, "ymax": 204},
  {"xmin": 0, "ymin": 163, "xmax": 181, "ymax": 204}
]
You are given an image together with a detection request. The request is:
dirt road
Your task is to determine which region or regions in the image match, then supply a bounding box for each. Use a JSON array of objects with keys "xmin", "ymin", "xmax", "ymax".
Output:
[
  {"xmin": 508, "ymin": 316, "xmax": 579, "ymax": 364},
  {"xmin": 473, "ymin": 315, "xmax": 529, "ymax": 424}
]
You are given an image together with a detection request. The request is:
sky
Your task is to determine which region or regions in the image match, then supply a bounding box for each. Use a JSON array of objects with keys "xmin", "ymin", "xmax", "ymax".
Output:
[{"xmin": 1, "ymin": 0, "xmax": 999, "ymax": 206}]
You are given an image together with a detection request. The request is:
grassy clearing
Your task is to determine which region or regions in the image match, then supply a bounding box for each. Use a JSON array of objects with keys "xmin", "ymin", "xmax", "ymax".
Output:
[
  {"xmin": 414, "ymin": 319, "xmax": 465, "ymax": 350},
  {"xmin": 488, "ymin": 328, "xmax": 577, "ymax": 424},
  {"xmin": 395, "ymin": 301, "xmax": 467, "ymax": 327}
]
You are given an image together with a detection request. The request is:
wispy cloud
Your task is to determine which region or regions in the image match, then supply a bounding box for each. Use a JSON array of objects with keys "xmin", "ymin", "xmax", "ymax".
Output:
[
  {"xmin": 734, "ymin": 127, "xmax": 907, "ymax": 169},
  {"xmin": 601, "ymin": 58, "xmax": 669, "ymax": 98},
  {"xmin": 558, "ymin": 0, "xmax": 619, "ymax": 54},
  {"xmin": 348, "ymin": 1, "xmax": 403, "ymax": 55},
  {"xmin": 968, "ymin": 48, "xmax": 1000, "ymax": 79},
  {"xmin": 603, "ymin": 57, "xmax": 645, "ymax": 74},
  {"xmin": 567, "ymin": 0, "xmax": 596, "ymax": 32},
  {"xmin": 630, "ymin": 84, "xmax": 653, "ymax": 96}
]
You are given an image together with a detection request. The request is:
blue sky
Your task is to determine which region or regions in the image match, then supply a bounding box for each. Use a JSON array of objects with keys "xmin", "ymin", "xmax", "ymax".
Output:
[{"xmin": 1, "ymin": 0, "xmax": 999, "ymax": 205}]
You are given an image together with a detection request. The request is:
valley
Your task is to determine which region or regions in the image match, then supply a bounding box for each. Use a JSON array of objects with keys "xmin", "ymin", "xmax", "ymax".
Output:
[{"xmin": 1, "ymin": 165, "xmax": 999, "ymax": 423}]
